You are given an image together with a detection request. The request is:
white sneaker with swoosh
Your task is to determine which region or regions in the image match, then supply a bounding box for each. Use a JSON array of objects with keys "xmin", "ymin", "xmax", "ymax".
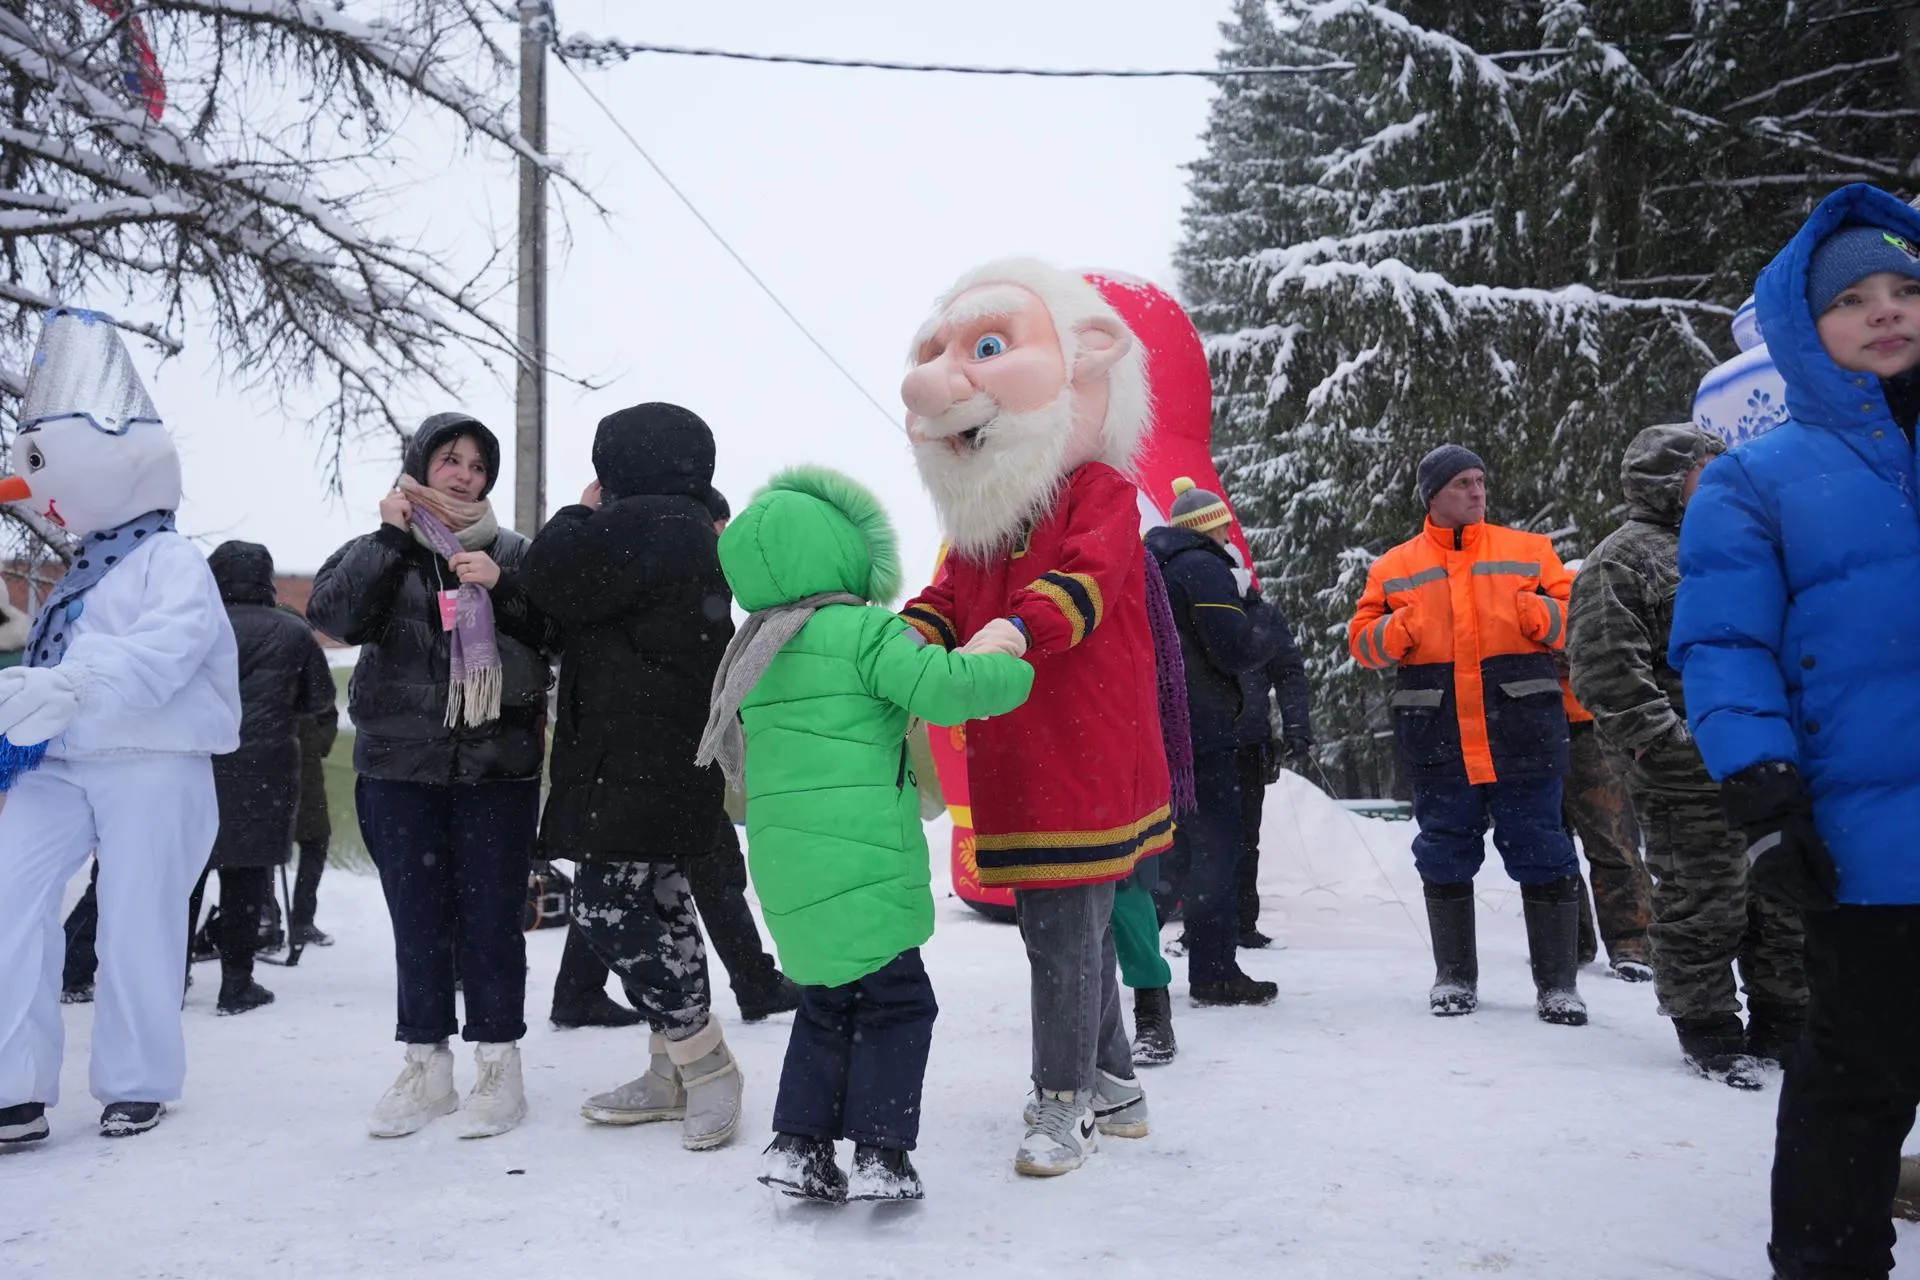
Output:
[{"xmin": 1015, "ymin": 1089, "xmax": 1098, "ymax": 1177}]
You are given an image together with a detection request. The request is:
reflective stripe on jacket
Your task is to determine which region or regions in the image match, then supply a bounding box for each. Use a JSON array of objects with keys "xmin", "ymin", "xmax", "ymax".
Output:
[{"xmin": 1349, "ymin": 519, "xmax": 1574, "ymax": 784}]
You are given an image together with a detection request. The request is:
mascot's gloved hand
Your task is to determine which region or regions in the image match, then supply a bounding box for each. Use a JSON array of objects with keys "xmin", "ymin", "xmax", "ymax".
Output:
[
  {"xmin": 0, "ymin": 665, "xmax": 79, "ymax": 746},
  {"xmin": 1721, "ymin": 761, "xmax": 1839, "ymax": 913},
  {"xmin": 962, "ymin": 618, "xmax": 1028, "ymax": 659}
]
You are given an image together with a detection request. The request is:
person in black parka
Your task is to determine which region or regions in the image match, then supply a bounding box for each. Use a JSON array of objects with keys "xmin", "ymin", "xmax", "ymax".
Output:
[
  {"xmin": 522, "ymin": 402, "xmax": 743, "ymax": 1149},
  {"xmin": 546, "ymin": 482, "xmax": 799, "ymax": 1029},
  {"xmin": 191, "ymin": 541, "xmax": 334, "ymax": 1015},
  {"xmin": 308, "ymin": 412, "xmax": 559, "ymax": 1140}
]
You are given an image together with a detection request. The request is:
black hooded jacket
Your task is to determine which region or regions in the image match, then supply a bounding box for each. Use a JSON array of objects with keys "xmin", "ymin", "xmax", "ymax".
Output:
[
  {"xmin": 522, "ymin": 403, "xmax": 734, "ymax": 859},
  {"xmin": 206, "ymin": 541, "xmax": 336, "ymax": 869},
  {"xmin": 307, "ymin": 414, "xmax": 560, "ymax": 786}
]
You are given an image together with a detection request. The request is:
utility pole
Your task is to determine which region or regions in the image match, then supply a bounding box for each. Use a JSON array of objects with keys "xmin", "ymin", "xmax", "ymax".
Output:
[{"xmin": 514, "ymin": 0, "xmax": 550, "ymax": 536}]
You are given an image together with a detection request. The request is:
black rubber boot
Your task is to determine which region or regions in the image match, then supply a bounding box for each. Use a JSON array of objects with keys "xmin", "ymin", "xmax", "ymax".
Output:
[
  {"xmin": 1520, "ymin": 877, "xmax": 1588, "ymax": 1026},
  {"xmin": 1422, "ymin": 880, "xmax": 1479, "ymax": 1016},
  {"xmin": 1130, "ymin": 986, "xmax": 1177, "ymax": 1066}
]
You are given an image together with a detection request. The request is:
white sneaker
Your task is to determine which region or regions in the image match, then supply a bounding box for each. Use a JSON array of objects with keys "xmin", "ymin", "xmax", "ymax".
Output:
[
  {"xmin": 582, "ymin": 1033, "xmax": 687, "ymax": 1125},
  {"xmin": 1015, "ymin": 1089, "xmax": 1097, "ymax": 1177},
  {"xmin": 1022, "ymin": 1071, "xmax": 1149, "ymax": 1139},
  {"xmin": 663, "ymin": 1019, "xmax": 742, "ymax": 1152},
  {"xmin": 458, "ymin": 1043, "xmax": 527, "ymax": 1139},
  {"xmin": 368, "ymin": 1042, "xmax": 457, "ymax": 1139}
]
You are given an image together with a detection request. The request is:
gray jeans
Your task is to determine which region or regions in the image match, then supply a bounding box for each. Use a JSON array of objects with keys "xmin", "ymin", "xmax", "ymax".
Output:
[{"xmin": 1015, "ymin": 882, "xmax": 1134, "ymax": 1094}]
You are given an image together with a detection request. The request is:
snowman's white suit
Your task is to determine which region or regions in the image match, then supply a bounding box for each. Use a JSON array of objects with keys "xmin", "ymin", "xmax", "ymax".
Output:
[{"xmin": 0, "ymin": 314, "xmax": 239, "ymax": 1114}]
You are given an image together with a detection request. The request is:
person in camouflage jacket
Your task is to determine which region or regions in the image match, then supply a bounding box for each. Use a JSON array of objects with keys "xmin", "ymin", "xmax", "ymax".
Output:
[{"xmin": 1567, "ymin": 423, "xmax": 1807, "ymax": 1086}]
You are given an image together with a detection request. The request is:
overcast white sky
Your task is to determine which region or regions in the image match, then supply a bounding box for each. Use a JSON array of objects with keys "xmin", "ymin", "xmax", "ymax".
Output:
[{"xmin": 146, "ymin": 2, "xmax": 1233, "ymax": 576}]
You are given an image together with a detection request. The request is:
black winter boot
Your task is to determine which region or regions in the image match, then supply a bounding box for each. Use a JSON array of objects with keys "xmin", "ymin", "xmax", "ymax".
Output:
[
  {"xmin": 1191, "ymin": 969, "xmax": 1278, "ymax": 1007},
  {"xmin": 758, "ymin": 1133, "xmax": 847, "ymax": 1203},
  {"xmin": 1520, "ymin": 877, "xmax": 1588, "ymax": 1027},
  {"xmin": 1745, "ymin": 1000, "xmax": 1808, "ymax": 1070},
  {"xmin": 848, "ymin": 1145, "xmax": 924, "ymax": 1201},
  {"xmin": 1130, "ymin": 986, "xmax": 1177, "ymax": 1066},
  {"xmin": 1674, "ymin": 1014, "xmax": 1763, "ymax": 1090},
  {"xmin": 550, "ymin": 988, "xmax": 644, "ymax": 1030},
  {"xmin": 216, "ymin": 974, "xmax": 275, "ymax": 1016},
  {"xmin": 1423, "ymin": 881, "xmax": 1479, "ymax": 1016}
]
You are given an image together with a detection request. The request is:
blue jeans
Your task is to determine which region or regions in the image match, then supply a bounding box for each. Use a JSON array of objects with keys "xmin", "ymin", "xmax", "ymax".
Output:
[
  {"xmin": 1410, "ymin": 774, "xmax": 1578, "ymax": 887},
  {"xmin": 357, "ymin": 777, "xmax": 538, "ymax": 1044},
  {"xmin": 773, "ymin": 948, "xmax": 939, "ymax": 1150}
]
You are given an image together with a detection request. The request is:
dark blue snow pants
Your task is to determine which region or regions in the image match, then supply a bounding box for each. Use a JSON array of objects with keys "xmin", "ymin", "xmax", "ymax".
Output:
[
  {"xmin": 1410, "ymin": 775, "xmax": 1579, "ymax": 887},
  {"xmin": 772, "ymin": 948, "xmax": 938, "ymax": 1151}
]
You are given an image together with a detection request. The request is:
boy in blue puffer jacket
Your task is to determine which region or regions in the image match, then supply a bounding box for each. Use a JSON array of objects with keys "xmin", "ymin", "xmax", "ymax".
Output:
[{"xmin": 1670, "ymin": 183, "xmax": 1920, "ymax": 1280}]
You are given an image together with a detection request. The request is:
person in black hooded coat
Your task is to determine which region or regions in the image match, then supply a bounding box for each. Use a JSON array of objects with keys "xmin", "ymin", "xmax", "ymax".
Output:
[
  {"xmin": 308, "ymin": 412, "xmax": 559, "ymax": 1140},
  {"xmin": 191, "ymin": 541, "xmax": 333, "ymax": 1015},
  {"xmin": 522, "ymin": 402, "xmax": 743, "ymax": 1148}
]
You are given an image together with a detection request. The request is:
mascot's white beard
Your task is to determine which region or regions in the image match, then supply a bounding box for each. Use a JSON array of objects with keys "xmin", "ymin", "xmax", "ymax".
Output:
[{"xmin": 910, "ymin": 391, "xmax": 1076, "ymax": 562}]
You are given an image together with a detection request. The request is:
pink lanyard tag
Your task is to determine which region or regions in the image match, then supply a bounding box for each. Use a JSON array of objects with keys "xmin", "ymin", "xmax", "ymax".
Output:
[{"xmin": 438, "ymin": 589, "xmax": 460, "ymax": 631}]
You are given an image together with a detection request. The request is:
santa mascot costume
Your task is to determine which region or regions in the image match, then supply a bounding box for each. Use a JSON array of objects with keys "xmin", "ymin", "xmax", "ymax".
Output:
[
  {"xmin": 898, "ymin": 258, "xmax": 1184, "ymax": 1177},
  {"xmin": 0, "ymin": 308, "xmax": 240, "ymax": 1147}
]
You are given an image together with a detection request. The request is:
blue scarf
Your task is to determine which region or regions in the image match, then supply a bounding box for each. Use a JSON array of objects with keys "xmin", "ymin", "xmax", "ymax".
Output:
[{"xmin": 0, "ymin": 509, "xmax": 175, "ymax": 788}]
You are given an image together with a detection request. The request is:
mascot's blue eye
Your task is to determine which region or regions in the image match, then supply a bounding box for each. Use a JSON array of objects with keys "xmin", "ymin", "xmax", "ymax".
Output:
[{"xmin": 973, "ymin": 335, "xmax": 1007, "ymax": 359}]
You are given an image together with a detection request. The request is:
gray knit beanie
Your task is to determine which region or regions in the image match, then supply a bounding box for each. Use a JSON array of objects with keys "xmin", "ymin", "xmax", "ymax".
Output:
[{"xmin": 1417, "ymin": 444, "xmax": 1488, "ymax": 509}]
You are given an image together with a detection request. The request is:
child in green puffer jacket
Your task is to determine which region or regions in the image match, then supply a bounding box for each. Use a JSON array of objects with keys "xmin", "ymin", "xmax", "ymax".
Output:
[{"xmin": 698, "ymin": 465, "xmax": 1032, "ymax": 1205}]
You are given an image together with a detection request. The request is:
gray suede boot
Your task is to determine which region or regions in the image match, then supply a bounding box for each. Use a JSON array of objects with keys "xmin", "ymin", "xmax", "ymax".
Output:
[
  {"xmin": 664, "ymin": 1017, "xmax": 742, "ymax": 1151},
  {"xmin": 580, "ymin": 1032, "xmax": 687, "ymax": 1125}
]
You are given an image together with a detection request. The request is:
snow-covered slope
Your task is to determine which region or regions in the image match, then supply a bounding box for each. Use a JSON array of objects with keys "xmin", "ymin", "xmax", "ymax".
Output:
[{"xmin": 7, "ymin": 775, "xmax": 1909, "ymax": 1278}]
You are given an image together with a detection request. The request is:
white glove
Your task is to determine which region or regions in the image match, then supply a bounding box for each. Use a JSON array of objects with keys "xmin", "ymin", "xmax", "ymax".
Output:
[
  {"xmin": 961, "ymin": 618, "xmax": 1028, "ymax": 659},
  {"xmin": 0, "ymin": 665, "xmax": 79, "ymax": 746}
]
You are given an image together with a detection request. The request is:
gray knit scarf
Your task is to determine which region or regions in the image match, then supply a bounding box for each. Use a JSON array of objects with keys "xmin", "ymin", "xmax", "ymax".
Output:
[{"xmin": 695, "ymin": 592, "xmax": 864, "ymax": 789}]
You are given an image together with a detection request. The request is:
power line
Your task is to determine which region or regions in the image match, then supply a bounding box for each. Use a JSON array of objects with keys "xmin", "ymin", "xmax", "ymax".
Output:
[
  {"xmin": 556, "ymin": 58, "xmax": 901, "ymax": 432},
  {"xmin": 557, "ymin": 37, "xmax": 1353, "ymax": 78}
]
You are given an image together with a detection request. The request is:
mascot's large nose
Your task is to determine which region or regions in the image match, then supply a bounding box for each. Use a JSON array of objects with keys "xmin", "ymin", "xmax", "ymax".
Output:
[
  {"xmin": 902, "ymin": 360, "xmax": 968, "ymax": 419},
  {"xmin": 0, "ymin": 476, "xmax": 29, "ymax": 503}
]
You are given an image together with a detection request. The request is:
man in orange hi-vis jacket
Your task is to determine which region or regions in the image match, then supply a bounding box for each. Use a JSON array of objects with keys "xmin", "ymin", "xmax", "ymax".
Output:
[{"xmin": 1349, "ymin": 444, "xmax": 1587, "ymax": 1029}]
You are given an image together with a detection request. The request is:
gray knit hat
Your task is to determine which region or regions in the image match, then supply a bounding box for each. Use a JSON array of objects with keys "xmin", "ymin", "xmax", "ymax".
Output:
[{"xmin": 1417, "ymin": 444, "xmax": 1488, "ymax": 509}]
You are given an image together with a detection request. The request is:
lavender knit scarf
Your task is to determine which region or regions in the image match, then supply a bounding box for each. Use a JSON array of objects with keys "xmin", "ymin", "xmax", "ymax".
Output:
[
  {"xmin": 1143, "ymin": 549, "xmax": 1197, "ymax": 816},
  {"xmin": 410, "ymin": 506, "xmax": 502, "ymax": 728}
]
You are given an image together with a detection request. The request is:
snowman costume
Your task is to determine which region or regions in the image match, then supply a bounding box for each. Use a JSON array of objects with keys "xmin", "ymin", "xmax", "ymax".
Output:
[{"xmin": 0, "ymin": 309, "xmax": 239, "ymax": 1145}]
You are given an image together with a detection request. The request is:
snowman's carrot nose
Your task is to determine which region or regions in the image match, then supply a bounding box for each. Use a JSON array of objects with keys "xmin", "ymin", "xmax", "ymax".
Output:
[{"xmin": 0, "ymin": 476, "xmax": 31, "ymax": 503}]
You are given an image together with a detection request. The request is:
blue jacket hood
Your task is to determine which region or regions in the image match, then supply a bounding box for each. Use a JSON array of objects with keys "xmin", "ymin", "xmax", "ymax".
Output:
[{"xmin": 1754, "ymin": 183, "xmax": 1920, "ymax": 434}]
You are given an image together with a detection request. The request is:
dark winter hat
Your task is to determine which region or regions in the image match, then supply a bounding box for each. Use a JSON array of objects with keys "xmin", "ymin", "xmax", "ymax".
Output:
[
  {"xmin": 593, "ymin": 402, "xmax": 715, "ymax": 502},
  {"xmin": 1168, "ymin": 476, "xmax": 1232, "ymax": 533},
  {"xmin": 703, "ymin": 487, "xmax": 731, "ymax": 524},
  {"xmin": 1807, "ymin": 223, "xmax": 1920, "ymax": 315},
  {"xmin": 1417, "ymin": 444, "xmax": 1488, "ymax": 509}
]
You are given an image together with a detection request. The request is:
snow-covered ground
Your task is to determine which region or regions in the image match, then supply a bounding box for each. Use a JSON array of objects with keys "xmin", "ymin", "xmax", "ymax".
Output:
[{"xmin": 7, "ymin": 775, "xmax": 1911, "ymax": 1279}]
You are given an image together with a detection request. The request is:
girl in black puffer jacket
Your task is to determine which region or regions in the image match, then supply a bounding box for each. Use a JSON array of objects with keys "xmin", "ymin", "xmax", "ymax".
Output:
[{"xmin": 308, "ymin": 412, "xmax": 558, "ymax": 1141}]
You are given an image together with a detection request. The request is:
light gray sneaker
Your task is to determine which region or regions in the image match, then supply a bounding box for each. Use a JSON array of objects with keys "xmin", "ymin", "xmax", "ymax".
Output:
[
  {"xmin": 663, "ymin": 1018, "xmax": 742, "ymax": 1151},
  {"xmin": 581, "ymin": 1033, "xmax": 687, "ymax": 1125},
  {"xmin": 1023, "ymin": 1069, "xmax": 1149, "ymax": 1139},
  {"xmin": 1015, "ymin": 1089, "xmax": 1097, "ymax": 1177}
]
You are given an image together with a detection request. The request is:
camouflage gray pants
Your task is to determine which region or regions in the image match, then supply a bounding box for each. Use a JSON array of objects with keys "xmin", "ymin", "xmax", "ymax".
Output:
[
  {"xmin": 1564, "ymin": 723, "xmax": 1653, "ymax": 965},
  {"xmin": 1632, "ymin": 785, "xmax": 1808, "ymax": 1021},
  {"xmin": 570, "ymin": 860, "xmax": 712, "ymax": 1038}
]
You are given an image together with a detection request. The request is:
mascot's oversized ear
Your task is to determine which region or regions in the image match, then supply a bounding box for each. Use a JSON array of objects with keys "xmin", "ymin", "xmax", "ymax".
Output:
[{"xmin": 1070, "ymin": 316, "xmax": 1133, "ymax": 385}]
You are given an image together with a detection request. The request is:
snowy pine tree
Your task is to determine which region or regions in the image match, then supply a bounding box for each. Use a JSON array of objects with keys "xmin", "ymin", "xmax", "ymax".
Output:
[{"xmin": 1179, "ymin": 0, "xmax": 1918, "ymax": 794}]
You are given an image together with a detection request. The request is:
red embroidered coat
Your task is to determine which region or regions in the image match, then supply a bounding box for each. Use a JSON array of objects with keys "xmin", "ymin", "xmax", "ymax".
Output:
[{"xmin": 902, "ymin": 463, "xmax": 1172, "ymax": 889}]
